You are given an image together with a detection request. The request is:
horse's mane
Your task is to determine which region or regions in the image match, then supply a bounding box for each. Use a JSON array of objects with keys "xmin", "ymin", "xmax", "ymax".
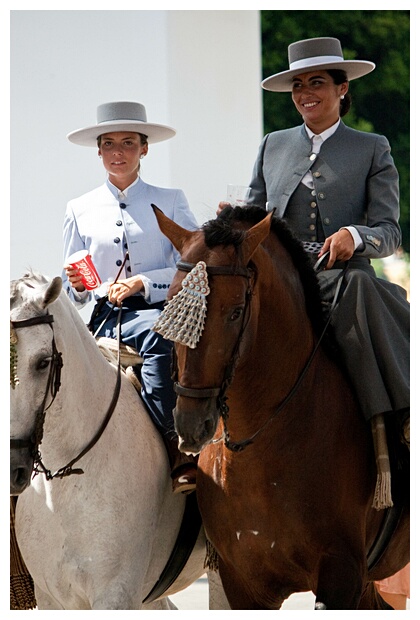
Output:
[{"xmin": 203, "ymin": 206, "xmax": 326, "ymax": 335}]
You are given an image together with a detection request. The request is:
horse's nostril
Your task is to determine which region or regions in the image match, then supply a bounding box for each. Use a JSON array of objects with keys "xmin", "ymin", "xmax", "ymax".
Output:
[
  {"xmin": 16, "ymin": 468, "xmax": 28, "ymax": 484},
  {"xmin": 204, "ymin": 418, "xmax": 214, "ymax": 437},
  {"xmin": 12, "ymin": 467, "xmax": 30, "ymax": 492}
]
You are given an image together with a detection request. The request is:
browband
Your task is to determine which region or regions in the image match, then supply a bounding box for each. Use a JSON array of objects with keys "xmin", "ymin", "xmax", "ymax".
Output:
[
  {"xmin": 11, "ymin": 315, "xmax": 54, "ymax": 329},
  {"xmin": 176, "ymin": 260, "xmax": 251, "ymax": 279}
]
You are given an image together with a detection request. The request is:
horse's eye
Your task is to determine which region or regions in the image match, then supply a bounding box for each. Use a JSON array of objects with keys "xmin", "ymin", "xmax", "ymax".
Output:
[
  {"xmin": 36, "ymin": 357, "xmax": 52, "ymax": 371},
  {"xmin": 229, "ymin": 308, "xmax": 243, "ymax": 322}
]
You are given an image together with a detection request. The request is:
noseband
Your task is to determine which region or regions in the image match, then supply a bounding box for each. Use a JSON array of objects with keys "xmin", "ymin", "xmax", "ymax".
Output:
[{"xmin": 173, "ymin": 260, "xmax": 255, "ymax": 450}]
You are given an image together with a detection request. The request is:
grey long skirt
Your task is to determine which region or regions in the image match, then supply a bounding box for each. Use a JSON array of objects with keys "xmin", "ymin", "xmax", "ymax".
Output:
[{"xmin": 318, "ymin": 265, "xmax": 409, "ymax": 421}]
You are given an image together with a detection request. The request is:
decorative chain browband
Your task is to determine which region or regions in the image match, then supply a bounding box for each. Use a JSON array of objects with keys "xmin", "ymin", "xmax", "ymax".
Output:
[
  {"xmin": 10, "ymin": 322, "xmax": 19, "ymax": 389},
  {"xmin": 153, "ymin": 261, "xmax": 210, "ymax": 348}
]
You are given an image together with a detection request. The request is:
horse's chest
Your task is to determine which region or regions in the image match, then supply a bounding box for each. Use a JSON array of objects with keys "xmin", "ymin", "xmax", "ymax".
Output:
[
  {"xmin": 198, "ymin": 450, "xmax": 307, "ymax": 571},
  {"xmin": 199, "ymin": 457, "xmax": 283, "ymax": 543}
]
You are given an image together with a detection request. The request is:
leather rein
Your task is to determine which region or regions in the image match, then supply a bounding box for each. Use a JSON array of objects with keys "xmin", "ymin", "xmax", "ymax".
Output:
[
  {"xmin": 10, "ymin": 307, "xmax": 123, "ymax": 479},
  {"xmin": 173, "ymin": 258, "xmax": 346, "ymax": 453}
]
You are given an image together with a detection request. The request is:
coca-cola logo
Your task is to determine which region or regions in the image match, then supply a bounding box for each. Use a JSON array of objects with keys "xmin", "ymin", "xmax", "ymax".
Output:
[{"xmin": 78, "ymin": 260, "xmax": 101, "ymax": 288}]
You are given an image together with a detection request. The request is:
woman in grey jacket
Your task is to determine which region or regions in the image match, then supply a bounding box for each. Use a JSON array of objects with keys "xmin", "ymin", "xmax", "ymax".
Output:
[{"xmin": 221, "ymin": 37, "xmax": 409, "ymax": 443}]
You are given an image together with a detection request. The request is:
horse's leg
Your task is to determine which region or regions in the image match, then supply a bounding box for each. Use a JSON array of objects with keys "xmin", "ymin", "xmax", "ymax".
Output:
[
  {"xmin": 207, "ymin": 570, "xmax": 231, "ymax": 609},
  {"xmin": 358, "ymin": 582, "xmax": 393, "ymax": 610},
  {"xmin": 91, "ymin": 583, "xmax": 135, "ymax": 609},
  {"xmin": 217, "ymin": 560, "xmax": 280, "ymax": 610},
  {"xmin": 143, "ymin": 597, "xmax": 177, "ymax": 610},
  {"xmin": 35, "ymin": 586, "xmax": 64, "ymax": 610},
  {"xmin": 314, "ymin": 553, "xmax": 364, "ymax": 609}
]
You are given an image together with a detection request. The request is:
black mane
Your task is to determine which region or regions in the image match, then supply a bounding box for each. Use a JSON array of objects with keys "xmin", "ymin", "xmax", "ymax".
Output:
[{"xmin": 203, "ymin": 206, "xmax": 326, "ymax": 335}]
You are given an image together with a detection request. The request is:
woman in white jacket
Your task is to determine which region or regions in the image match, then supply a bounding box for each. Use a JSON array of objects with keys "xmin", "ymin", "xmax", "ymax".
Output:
[{"xmin": 63, "ymin": 101, "xmax": 198, "ymax": 493}]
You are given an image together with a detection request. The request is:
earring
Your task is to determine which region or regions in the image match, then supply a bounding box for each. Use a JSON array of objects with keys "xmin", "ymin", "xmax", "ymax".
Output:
[{"xmin": 340, "ymin": 95, "xmax": 345, "ymax": 100}]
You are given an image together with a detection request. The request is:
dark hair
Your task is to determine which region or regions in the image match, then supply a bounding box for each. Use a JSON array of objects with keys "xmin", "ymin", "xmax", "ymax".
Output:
[
  {"xmin": 326, "ymin": 69, "xmax": 351, "ymax": 117},
  {"xmin": 96, "ymin": 132, "xmax": 148, "ymax": 148}
]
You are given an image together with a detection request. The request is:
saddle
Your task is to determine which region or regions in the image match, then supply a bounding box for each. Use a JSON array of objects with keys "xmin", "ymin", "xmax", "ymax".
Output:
[
  {"xmin": 96, "ymin": 337, "xmax": 143, "ymax": 392},
  {"xmin": 96, "ymin": 337, "xmax": 143, "ymax": 369}
]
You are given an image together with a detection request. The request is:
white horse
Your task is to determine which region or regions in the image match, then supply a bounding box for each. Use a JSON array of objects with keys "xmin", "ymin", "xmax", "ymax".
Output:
[{"xmin": 10, "ymin": 271, "xmax": 229, "ymax": 610}]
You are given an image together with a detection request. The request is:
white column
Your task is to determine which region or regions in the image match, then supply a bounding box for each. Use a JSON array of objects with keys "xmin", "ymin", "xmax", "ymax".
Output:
[{"xmin": 10, "ymin": 10, "xmax": 262, "ymax": 280}]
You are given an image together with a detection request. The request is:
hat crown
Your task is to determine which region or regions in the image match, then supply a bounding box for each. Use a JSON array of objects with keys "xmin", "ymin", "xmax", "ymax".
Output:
[
  {"xmin": 288, "ymin": 37, "xmax": 343, "ymax": 66},
  {"xmin": 97, "ymin": 101, "xmax": 147, "ymax": 125}
]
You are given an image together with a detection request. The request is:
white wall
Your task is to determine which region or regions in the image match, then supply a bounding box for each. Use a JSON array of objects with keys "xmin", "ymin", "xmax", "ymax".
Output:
[{"xmin": 10, "ymin": 10, "xmax": 262, "ymax": 283}]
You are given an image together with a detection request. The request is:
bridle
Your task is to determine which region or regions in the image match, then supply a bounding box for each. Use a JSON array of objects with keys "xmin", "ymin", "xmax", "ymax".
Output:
[
  {"xmin": 10, "ymin": 307, "xmax": 123, "ymax": 479},
  {"xmin": 10, "ymin": 314, "xmax": 63, "ymax": 459},
  {"xmin": 173, "ymin": 259, "xmax": 346, "ymax": 452},
  {"xmin": 172, "ymin": 260, "xmax": 254, "ymax": 450}
]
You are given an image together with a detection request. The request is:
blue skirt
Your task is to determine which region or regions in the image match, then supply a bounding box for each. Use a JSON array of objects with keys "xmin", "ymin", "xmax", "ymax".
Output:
[{"xmin": 91, "ymin": 296, "xmax": 176, "ymax": 438}]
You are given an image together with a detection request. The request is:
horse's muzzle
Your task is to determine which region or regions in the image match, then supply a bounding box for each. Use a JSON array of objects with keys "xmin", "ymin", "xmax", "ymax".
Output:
[
  {"xmin": 174, "ymin": 397, "xmax": 219, "ymax": 454},
  {"xmin": 10, "ymin": 445, "xmax": 34, "ymax": 495}
]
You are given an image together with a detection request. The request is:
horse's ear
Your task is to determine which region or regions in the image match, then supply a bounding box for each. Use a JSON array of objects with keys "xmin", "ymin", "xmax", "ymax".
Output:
[
  {"xmin": 151, "ymin": 204, "xmax": 195, "ymax": 252},
  {"xmin": 42, "ymin": 277, "xmax": 62, "ymax": 309},
  {"xmin": 241, "ymin": 211, "xmax": 274, "ymax": 263}
]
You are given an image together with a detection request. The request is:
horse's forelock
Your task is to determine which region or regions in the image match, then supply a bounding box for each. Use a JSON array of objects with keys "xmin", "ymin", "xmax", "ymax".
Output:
[
  {"xmin": 10, "ymin": 270, "xmax": 55, "ymax": 315},
  {"xmin": 202, "ymin": 214, "xmax": 247, "ymax": 249}
]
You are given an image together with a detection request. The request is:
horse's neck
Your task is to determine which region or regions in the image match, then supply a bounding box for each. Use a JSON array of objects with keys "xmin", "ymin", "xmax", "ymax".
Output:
[
  {"xmin": 43, "ymin": 301, "xmax": 122, "ymax": 459},
  {"xmin": 256, "ymin": 267, "xmax": 314, "ymax": 375},
  {"xmin": 226, "ymin": 253, "xmax": 315, "ymax": 419}
]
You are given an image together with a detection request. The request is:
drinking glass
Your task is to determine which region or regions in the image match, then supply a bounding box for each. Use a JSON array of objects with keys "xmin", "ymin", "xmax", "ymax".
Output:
[{"xmin": 226, "ymin": 185, "xmax": 251, "ymax": 207}]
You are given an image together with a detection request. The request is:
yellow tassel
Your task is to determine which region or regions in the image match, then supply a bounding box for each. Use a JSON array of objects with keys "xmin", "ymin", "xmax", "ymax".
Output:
[
  {"xmin": 10, "ymin": 498, "xmax": 37, "ymax": 610},
  {"xmin": 10, "ymin": 322, "xmax": 19, "ymax": 389},
  {"xmin": 371, "ymin": 414, "xmax": 393, "ymax": 510},
  {"xmin": 204, "ymin": 539, "xmax": 219, "ymax": 573},
  {"xmin": 372, "ymin": 472, "xmax": 393, "ymax": 510}
]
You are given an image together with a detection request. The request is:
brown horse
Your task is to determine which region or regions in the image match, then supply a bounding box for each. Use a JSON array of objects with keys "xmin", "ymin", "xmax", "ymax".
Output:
[{"xmin": 152, "ymin": 204, "xmax": 409, "ymax": 610}]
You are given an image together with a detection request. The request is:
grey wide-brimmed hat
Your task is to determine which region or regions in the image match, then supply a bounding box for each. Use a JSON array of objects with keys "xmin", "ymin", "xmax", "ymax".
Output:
[
  {"xmin": 67, "ymin": 101, "xmax": 176, "ymax": 146},
  {"xmin": 262, "ymin": 37, "xmax": 375, "ymax": 92}
]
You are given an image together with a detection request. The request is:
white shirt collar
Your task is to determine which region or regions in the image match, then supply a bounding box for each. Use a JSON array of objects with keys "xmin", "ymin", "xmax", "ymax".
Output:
[
  {"xmin": 108, "ymin": 175, "xmax": 140, "ymax": 199},
  {"xmin": 305, "ymin": 119, "xmax": 340, "ymax": 144}
]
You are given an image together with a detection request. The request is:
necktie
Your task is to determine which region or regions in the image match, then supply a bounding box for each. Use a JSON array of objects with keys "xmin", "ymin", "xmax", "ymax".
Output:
[{"xmin": 312, "ymin": 134, "xmax": 322, "ymax": 154}]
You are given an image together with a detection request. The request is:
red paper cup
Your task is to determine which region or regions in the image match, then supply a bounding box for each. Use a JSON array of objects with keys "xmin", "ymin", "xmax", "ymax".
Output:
[{"xmin": 67, "ymin": 250, "xmax": 102, "ymax": 290}]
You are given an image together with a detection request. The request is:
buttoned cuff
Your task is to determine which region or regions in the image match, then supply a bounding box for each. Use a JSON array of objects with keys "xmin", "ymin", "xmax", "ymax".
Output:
[{"xmin": 141, "ymin": 275, "xmax": 172, "ymax": 304}]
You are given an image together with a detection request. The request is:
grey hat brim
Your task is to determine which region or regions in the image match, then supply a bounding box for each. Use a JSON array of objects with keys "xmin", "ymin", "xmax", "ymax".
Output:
[
  {"xmin": 67, "ymin": 120, "xmax": 176, "ymax": 146},
  {"xmin": 262, "ymin": 60, "xmax": 375, "ymax": 92}
]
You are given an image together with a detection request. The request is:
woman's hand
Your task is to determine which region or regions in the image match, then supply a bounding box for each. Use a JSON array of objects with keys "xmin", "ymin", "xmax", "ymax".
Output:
[
  {"xmin": 216, "ymin": 201, "xmax": 232, "ymax": 216},
  {"xmin": 318, "ymin": 229, "xmax": 355, "ymax": 269},
  {"xmin": 108, "ymin": 276, "xmax": 144, "ymax": 306},
  {"xmin": 64, "ymin": 265, "xmax": 85, "ymax": 292}
]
